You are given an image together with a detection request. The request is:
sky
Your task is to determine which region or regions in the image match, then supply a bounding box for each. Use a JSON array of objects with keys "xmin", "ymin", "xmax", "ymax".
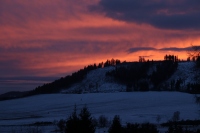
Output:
[{"xmin": 0, "ymin": 0, "xmax": 200, "ymax": 94}]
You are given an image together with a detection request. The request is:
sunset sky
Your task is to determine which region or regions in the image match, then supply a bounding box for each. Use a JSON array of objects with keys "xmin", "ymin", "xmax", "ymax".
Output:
[{"xmin": 0, "ymin": 0, "xmax": 200, "ymax": 94}]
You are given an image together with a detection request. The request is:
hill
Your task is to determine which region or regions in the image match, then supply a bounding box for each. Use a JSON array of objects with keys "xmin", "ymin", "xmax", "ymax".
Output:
[
  {"xmin": 0, "ymin": 60, "xmax": 200, "ymax": 100},
  {"xmin": 62, "ymin": 66, "xmax": 125, "ymax": 93},
  {"xmin": 0, "ymin": 91, "xmax": 31, "ymax": 101},
  {"xmin": 63, "ymin": 61, "xmax": 200, "ymax": 93}
]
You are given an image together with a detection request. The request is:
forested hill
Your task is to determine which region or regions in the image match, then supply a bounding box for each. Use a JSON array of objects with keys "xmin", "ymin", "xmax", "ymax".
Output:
[
  {"xmin": 33, "ymin": 59, "xmax": 121, "ymax": 94},
  {"xmin": 1, "ymin": 57, "xmax": 200, "ymax": 100},
  {"xmin": 0, "ymin": 59, "xmax": 121, "ymax": 100},
  {"xmin": 62, "ymin": 60, "xmax": 200, "ymax": 94},
  {"xmin": 33, "ymin": 57, "xmax": 200, "ymax": 94}
]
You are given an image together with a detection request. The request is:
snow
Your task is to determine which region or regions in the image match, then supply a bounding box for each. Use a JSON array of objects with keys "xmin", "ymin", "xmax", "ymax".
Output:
[
  {"xmin": 1, "ymin": 62, "xmax": 200, "ymax": 132},
  {"xmin": 62, "ymin": 66, "xmax": 126, "ymax": 93},
  {"xmin": 63, "ymin": 62, "xmax": 200, "ymax": 93},
  {"xmin": 168, "ymin": 62, "xmax": 198, "ymax": 84},
  {"xmin": 0, "ymin": 92, "xmax": 199, "ymax": 132}
]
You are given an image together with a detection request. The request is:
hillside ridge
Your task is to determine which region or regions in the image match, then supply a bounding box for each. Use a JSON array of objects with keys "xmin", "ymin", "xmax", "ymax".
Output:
[
  {"xmin": 0, "ymin": 60, "xmax": 200, "ymax": 100},
  {"xmin": 63, "ymin": 61, "xmax": 200, "ymax": 93}
]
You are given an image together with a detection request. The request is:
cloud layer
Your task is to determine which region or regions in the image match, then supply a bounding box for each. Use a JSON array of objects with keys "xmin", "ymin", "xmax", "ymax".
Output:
[
  {"xmin": 0, "ymin": 0, "xmax": 200, "ymax": 93},
  {"xmin": 94, "ymin": 0, "xmax": 200, "ymax": 30},
  {"xmin": 127, "ymin": 46, "xmax": 193, "ymax": 53}
]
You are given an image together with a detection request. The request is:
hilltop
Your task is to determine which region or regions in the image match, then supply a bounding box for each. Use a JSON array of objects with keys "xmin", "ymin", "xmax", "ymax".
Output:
[
  {"xmin": 62, "ymin": 61, "xmax": 200, "ymax": 94},
  {"xmin": 0, "ymin": 58, "xmax": 200, "ymax": 100}
]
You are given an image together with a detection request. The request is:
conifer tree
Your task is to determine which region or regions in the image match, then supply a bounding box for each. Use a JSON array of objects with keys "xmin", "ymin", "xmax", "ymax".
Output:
[
  {"xmin": 65, "ymin": 105, "xmax": 95, "ymax": 133},
  {"xmin": 79, "ymin": 105, "xmax": 95, "ymax": 133},
  {"xmin": 108, "ymin": 115, "xmax": 122, "ymax": 133},
  {"xmin": 65, "ymin": 105, "xmax": 80, "ymax": 133}
]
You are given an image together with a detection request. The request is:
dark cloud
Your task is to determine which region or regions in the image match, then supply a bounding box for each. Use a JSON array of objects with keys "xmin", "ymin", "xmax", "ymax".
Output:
[
  {"xmin": 159, "ymin": 47, "xmax": 191, "ymax": 51},
  {"xmin": 127, "ymin": 47, "xmax": 156, "ymax": 53},
  {"xmin": 127, "ymin": 46, "xmax": 195, "ymax": 53},
  {"xmin": 93, "ymin": 0, "xmax": 200, "ymax": 30}
]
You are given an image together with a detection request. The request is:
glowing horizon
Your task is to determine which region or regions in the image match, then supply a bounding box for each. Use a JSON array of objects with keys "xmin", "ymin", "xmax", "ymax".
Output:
[{"xmin": 0, "ymin": 0, "xmax": 200, "ymax": 93}]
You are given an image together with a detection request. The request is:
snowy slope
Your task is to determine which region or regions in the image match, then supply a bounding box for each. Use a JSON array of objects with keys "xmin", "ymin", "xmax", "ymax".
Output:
[
  {"xmin": 62, "ymin": 66, "xmax": 126, "ymax": 93},
  {"xmin": 165, "ymin": 62, "xmax": 200, "ymax": 90},
  {"xmin": 63, "ymin": 61, "xmax": 199, "ymax": 93},
  {"xmin": 168, "ymin": 62, "xmax": 197, "ymax": 84}
]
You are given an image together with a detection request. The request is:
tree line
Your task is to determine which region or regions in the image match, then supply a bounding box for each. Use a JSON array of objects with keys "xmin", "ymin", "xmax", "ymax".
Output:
[
  {"xmin": 32, "ymin": 59, "xmax": 122, "ymax": 94},
  {"xmin": 106, "ymin": 59, "xmax": 178, "ymax": 91},
  {"xmin": 56, "ymin": 105, "xmax": 200, "ymax": 133}
]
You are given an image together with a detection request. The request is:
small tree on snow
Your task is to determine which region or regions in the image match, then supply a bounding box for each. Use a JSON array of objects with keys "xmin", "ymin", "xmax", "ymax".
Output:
[
  {"xmin": 108, "ymin": 115, "xmax": 122, "ymax": 133},
  {"xmin": 156, "ymin": 115, "xmax": 161, "ymax": 124},
  {"xmin": 172, "ymin": 111, "xmax": 180, "ymax": 122}
]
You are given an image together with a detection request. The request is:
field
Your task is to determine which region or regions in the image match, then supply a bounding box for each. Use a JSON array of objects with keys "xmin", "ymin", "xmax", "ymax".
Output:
[{"xmin": 0, "ymin": 92, "xmax": 199, "ymax": 132}]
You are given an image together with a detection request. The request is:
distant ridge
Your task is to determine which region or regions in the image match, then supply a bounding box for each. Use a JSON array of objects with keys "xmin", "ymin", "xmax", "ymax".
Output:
[{"xmin": 0, "ymin": 91, "xmax": 30, "ymax": 100}]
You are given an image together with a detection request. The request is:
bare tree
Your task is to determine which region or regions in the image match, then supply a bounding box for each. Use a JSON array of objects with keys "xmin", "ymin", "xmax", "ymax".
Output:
[
  {"xmin": 188, "ymin": 45, "xmax": 200, "ymax": 67},
  {"xmin": 188, "ymin": 44, "xmax": 200, "ymax": 60},
  {"xmin": 139, "ymin": 56, "xmax": 146, "ymax": 62}
]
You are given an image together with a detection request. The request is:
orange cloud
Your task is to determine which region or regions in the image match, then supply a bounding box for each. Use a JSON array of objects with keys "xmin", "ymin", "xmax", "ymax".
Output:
[{"xmin": 0, "ymin": 0, "xmax": 200, "ymax": 79}]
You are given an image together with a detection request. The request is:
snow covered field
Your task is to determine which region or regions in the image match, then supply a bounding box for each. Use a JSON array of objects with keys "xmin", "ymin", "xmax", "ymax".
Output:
[{"xmin": 0, "ymin": 92, "xmax": 199, "ymax": 132}]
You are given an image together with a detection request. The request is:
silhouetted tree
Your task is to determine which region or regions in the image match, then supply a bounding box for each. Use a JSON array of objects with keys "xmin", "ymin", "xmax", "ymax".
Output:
[
  {"xmin": 172, "ymin": 111, "xmax": 180, "ymax": 122},
  {"xmin": 65, "ymin": 105, "xmax": 95, "ymax": 133},
  {"xmin": 189, "ymin": 83, "xmax": 200, "ymax": 94},
  {"xmin": 164, "ymin": 55, "xmax": 178, "ymax": 62},
  {"xmin": 116, "ymin": 59, "xmax": 121, "ymax": 65},
  {"xmin": 139, "ymin": 56, "xmax": 146, "ymax": 62},
  {"xmin": 65, "ymin": 105, "xmax": 80, "ymax": 133},
  {"xmin": 98, "ymin": 62, "xmax": 103, "ymax": 68},
  {"xmin": 124, "ymin": 123, "xmax": 158, "ymax": 133},
  {"xmin": 197, "ymin": 56, "xmax": 200, "ymax": 67},
  {"xmin": 57, "ymin": 119, "xmax": 66, "ymax": 132},
  {"xmin": 98, "ymin": 115, "xmax": 109, "ymax": 127},
  {"xmin": 188, "ymin": 45, "xmax": 200, "ymax": 67},
  {"xmin": 139, "ymin": 81, "xmax": 149, "ymax": 91},
  {"xmin": 156, "ymin": 115, "xmax": 161, "ymax": 124},
  {"xmin": 140, "ymin": 123, "xmax": 159, "ymax": 133},
  {"xmin": 167, "ymin": 125, "xmax": 183, "ymax": 133},
  {"xmin": 108, "ymin": 115, "xmax": 122, "ymax": 133},
  {"xmin": 79, "ymin": 105, "xmax": 95, "ymax": 133},
  {"xmin": 175, "ymin": 79, "xmax": 182, "ymax": 91},
  {"xmin": 106, "ymin": 62, "xmax": 150, "ymax": 91},
  {"xmin": 150, "ymin": 60, "xmax": 178, "ymax": 89}
]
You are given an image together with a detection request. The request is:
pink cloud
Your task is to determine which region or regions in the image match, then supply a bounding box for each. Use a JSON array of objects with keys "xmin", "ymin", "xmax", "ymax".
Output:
[{"xmin": 0, "ymin": 0, "xmax": 200, "ymax": 79}]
